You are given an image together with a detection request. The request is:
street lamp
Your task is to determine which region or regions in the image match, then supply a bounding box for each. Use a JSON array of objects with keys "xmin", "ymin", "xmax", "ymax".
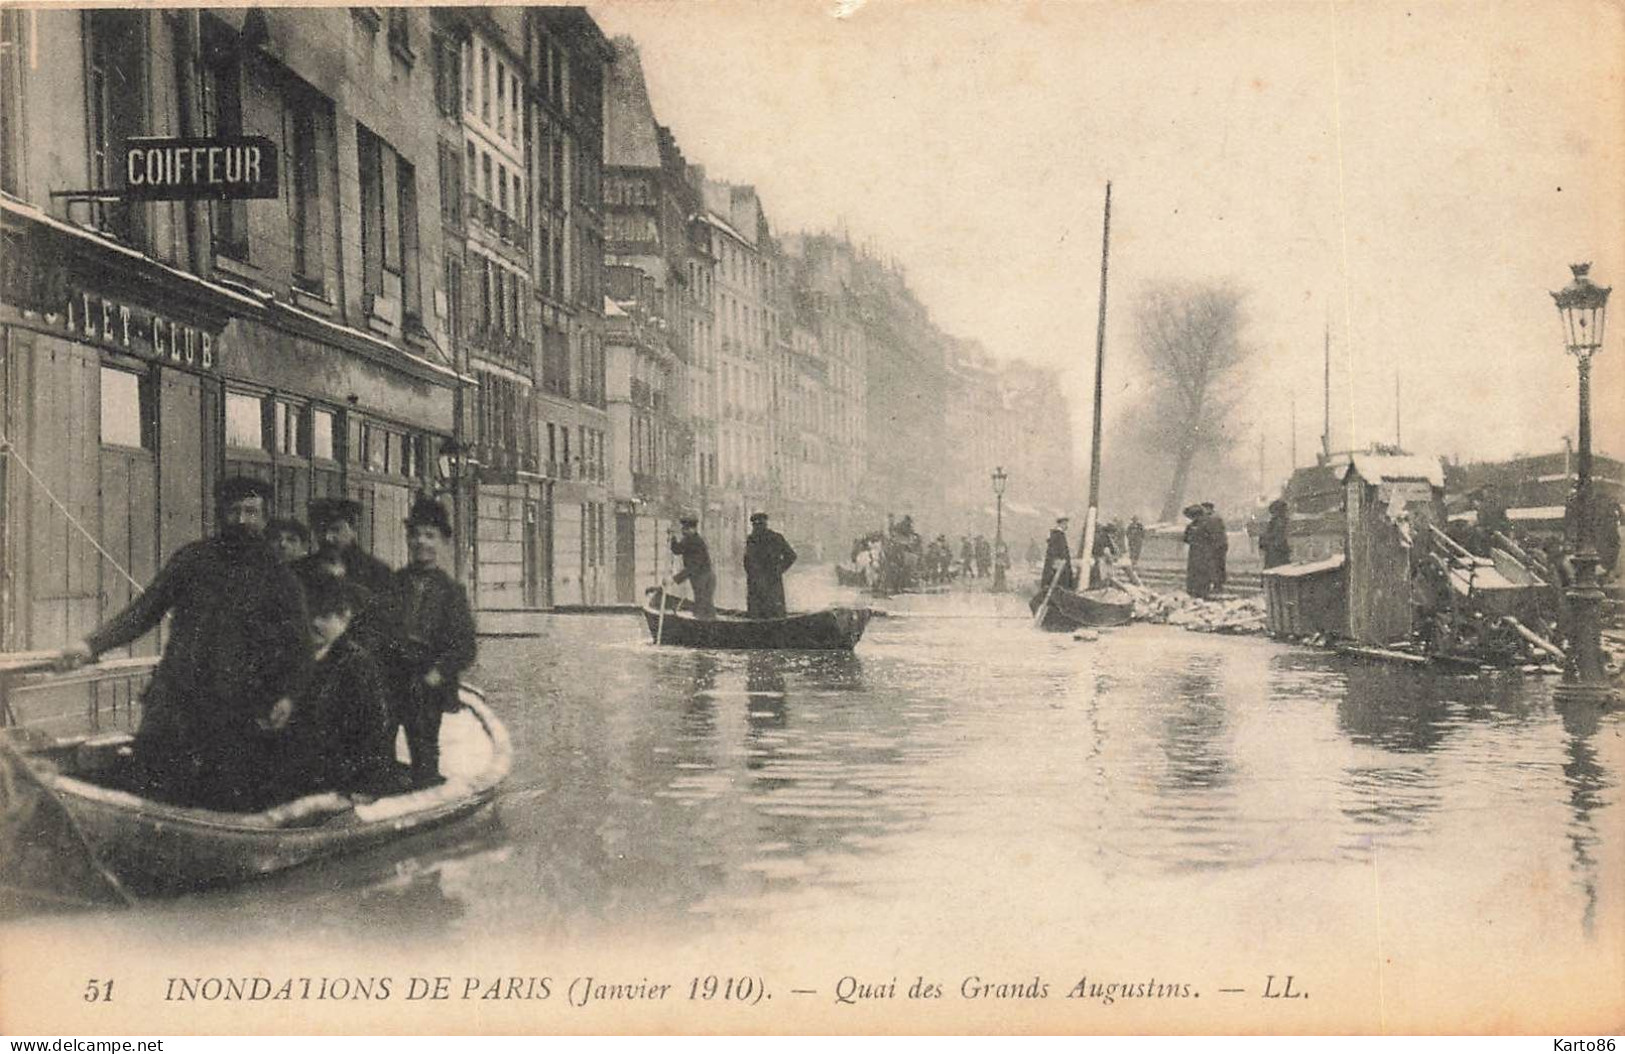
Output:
[
  {"xmin": 992, "ymin": 465, "xmax": 1009, "ymax": 592},
  {"xmin": 1550, "ymin": 262, "xmax": 1616, "ymax": 705}
]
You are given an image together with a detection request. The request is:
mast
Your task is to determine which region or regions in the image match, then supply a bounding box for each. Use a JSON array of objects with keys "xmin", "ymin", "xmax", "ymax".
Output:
[
  {"xmin": 1320, "ymin": 320, "xmax": 1331, "ymax": 462},
  {"xmin": 1290, "ymin": 388, "xmax": 1298, "ymax": 470},
  {"xmin": 1079, "ymin": 182, "xmax": 1112, "ymax": 568},
  {"xmin": 1395, "ymin": 372, "xmax": 1402, "ymax": 449}
]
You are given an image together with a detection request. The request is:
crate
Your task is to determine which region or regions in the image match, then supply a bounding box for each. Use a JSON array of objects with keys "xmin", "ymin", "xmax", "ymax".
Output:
[{"xmin": 1262, "ymin": 554, "xmax": 1348, "ymax": 638}]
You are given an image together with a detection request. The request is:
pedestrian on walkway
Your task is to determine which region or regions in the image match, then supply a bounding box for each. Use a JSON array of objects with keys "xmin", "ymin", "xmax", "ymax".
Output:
[{"xmin": 1260, "ymin": 500, "xmax": 1292, "ymax": 569}]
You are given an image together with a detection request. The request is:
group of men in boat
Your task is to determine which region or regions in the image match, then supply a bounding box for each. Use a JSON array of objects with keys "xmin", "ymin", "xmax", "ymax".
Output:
[
  {"xmin": 57, "ymin": 476, "xmax": 476, "ymax": 812},
  {"xmin": 667, "ymin": 512, "xmax": 797, "ymax": 620}
]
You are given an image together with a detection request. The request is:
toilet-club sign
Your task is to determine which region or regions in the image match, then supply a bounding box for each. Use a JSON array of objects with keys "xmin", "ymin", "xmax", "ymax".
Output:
[{"xmin": 121, "ymin": 135, "xmax": 279, "ymax": 201}]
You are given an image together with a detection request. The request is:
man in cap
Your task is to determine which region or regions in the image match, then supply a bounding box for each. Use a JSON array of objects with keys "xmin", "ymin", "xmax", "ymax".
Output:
[
  {"xmin": 1040, "ymin": 516, "xmax": 1075, "ymax": 594},
  {"xmin": 668, "ymin": 515, "xmax": 716, "ymax": 620},
  {"xmin": 295, "ymin": 497, "xmax": 393, "ymax": 598},
  {"xmin": 743, "ymin": 512, "xmax": 797, "ymax": 618},
  {"xmin": 376, "ymin": 497, "xmax": 477, "ymax": 788},
  {"xmin": 58, "ymin": 476, "xmax": 310, "ymax": 810}
]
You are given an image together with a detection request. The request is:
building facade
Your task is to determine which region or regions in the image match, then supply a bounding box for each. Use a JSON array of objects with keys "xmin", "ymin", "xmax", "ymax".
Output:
[{"xmin": 1, "ymin": 8, "xmax": 463, "ymax": 667}]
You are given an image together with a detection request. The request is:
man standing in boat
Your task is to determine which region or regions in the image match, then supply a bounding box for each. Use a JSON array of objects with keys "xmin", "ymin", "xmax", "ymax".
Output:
[
  {"xmin": 669, "ymin": 515, "xmax": 717, "ymax": 620},
  {"xmin": 744, "ymin": 512, "xmax": 797, "ymax": 618},
  {"xmin": 1040, "ymin": 516, "xmax": 1075, "ymax": 594},
  {"xmin": 377, "ymin": 498, "xmax": 478, "ymax": 788},
  {"xmin": 57, "ymin": 476, "xmax": 310, "ymax": 810}
]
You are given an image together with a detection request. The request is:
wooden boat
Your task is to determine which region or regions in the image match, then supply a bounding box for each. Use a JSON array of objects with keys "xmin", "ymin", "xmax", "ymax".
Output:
[
  {"xmin": 643, "ymin": 594, "xmax": 871, "ymax": 651},
  {"xmin": 1029, "ymin": 585, "xmax": 1135, "ymax": 631},
  {"xmin": 4, "ymin": 688, "xmax": 511, "ymax": 895}
]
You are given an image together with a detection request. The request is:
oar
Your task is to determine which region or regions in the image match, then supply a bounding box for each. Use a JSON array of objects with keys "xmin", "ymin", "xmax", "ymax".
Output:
[
  {"xmin": 1031, "ymin": 544, "xmax": 1071, "ymax": 629},
  {"xmin": 655, "ymin": 579, "xmax": 669, "ymax": 646}
]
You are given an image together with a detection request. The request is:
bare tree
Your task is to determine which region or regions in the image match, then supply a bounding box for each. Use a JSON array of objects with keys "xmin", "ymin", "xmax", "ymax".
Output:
[{"xmin": 1133, "ymin": 282, "xmax": 1252, "ymax": 521}]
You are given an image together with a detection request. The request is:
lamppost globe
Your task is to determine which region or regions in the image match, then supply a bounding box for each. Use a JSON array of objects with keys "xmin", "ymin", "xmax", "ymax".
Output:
[{"xmin": 1550, "ymin": 262, "xmax": 1615, "ymax": 705}]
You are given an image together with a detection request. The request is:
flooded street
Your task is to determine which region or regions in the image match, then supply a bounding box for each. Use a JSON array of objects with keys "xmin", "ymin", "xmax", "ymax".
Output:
[{"xmin": 7, "ymin": 571, "xmax": 1623, "ymax": 1032}]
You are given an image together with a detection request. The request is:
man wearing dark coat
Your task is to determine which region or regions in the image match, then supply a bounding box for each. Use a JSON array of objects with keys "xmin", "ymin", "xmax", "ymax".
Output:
[
  {"xmin": 1126, "ymin": 516, "xmax": 1146, "ymax": 566},
  {"xmin": 376, "ymin": 498, "xmax": 478, "ymax": 788},
  {"xmin": 1201, "ymin": 502, "xmax": 1230, "ymax": 591},
  {"xmin": 1260, "ymin": 499, "xmax": 1292, "ymax": 569},
  {"xmin": 1182, "ymin": 504, "xmax": 1211, "ymax": 598},
  {"xmin": 60, "ymin": 476, "xmax": 309, "ymax": 810},
  {"xmin": 744, "ymin": 512, "xmax": 797, "ymax": 618},
  {"xmin": 294, "ymin": 497, "xmax": 394, "ymax": 649},
  {"xmin": 1040, "ymin": 517, "xmax": 1075, "ymax": 593},
  {"xmin": 669, "ymin": 516, "xmax": 717, "ymax": 619}
]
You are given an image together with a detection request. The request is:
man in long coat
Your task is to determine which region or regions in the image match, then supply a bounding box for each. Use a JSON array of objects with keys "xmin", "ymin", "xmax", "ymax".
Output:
[
  {"xmin": 1126, "ymin": 516, "xmax": 1146, "ymax": 566},
  {"xmin": 669, "ymin": 515, "xmax": 717, "ymax": 619},
  {"xmin": 1201, "ymin": 502, "xmax": 1230, "ymax": 591},
  {"xmin": 744, "ymin": 512, "xmax": 797, "ymax": 618},
  {"xmin": 1182, "ymin": 504, "xmax": 1211, "ymax": 598},
  {"xmin": 1040, "ymin": 516, "xmax": 1075, "ymax": 593},
  {"xmin": 60, "ymin": 476, "xmax": 309, "ymax": 810},
  {"xmin": 1260, "ymin": 500, "xmax": 1292, "ymax": 569},
  {"xmin": 376, "ymin": 498, "xmax": 478, "ymax": 788}
]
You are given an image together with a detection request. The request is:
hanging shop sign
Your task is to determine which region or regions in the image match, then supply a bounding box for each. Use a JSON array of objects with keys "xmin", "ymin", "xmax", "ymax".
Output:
[{"xmin": 121, "ymin": 135, "xmax": 279, "ymax": 201}]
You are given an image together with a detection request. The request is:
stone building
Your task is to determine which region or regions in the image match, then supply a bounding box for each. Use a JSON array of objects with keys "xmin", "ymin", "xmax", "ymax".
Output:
[{"xmin": 1, "ymin": 7, "xmax": 465, "ymax": 676}]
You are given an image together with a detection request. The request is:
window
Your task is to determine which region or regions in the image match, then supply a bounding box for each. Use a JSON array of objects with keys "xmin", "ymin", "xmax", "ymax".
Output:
[
  {"xmin": 0, "ymin": 10, "xmax": 26, "ymax": 197},
  {"xmin": 273, "ymin": 401, "xmax": 306, "ymax": 456},
  {"xmin": 438, "ymin": 141, "xmax": 462, "ymax": 225},
  {"xmin": 100, "ymin": 367, "xmax": 152, "ymax": 449},
  {"xmin": 497, "ymin": 161, "xmax": 507, "ymax": 214},
  {"xmin": 445, "ymin": 253, "xmax": 464, "ymax": 345},
  {"xmin": 512, "ymin": 172, "xmax": 523, "ymax": 225},
  {"xmin": 312, "ymin": 408, "xmax": 336, "ymax": 460},
  {"xmin": 386, "ymin": 8, "xmax": 409, "ymax": 58},
  {"xmin": 357, "ymin": 125, "xmax": 384, "ymax": 303},
  {"xmin": 288, "ymin": 95, "xmax": 327, "ymax": 290},
  {"xmin": 199, "ymin": 19, "xmax": 246, "ymax": 259},
  {"xmin": 510, "ymin": 71, "xmax": 520, "ymax": 143},
  {"xmin": 479, "ymin": 46, "xmax": 490, "ymax": 123},
  {"xmin": 225, "ymin": 391, "xmax": 265, "ymax": 450},
  {"xmin": 364, "ymin": 425, "xmax": 387, "ymax": 473},
  {"xmin": 477, "ymin": 256, "xmax": 491, "ymax": 334},
  {"xmin": 495, "ymin": 60, "xmax": 505, "ymax": 137},
  {"xmin": 481, "ymin": 151, "xmax": 493, "ymax": 203},
  {"xmin": 462, "ymin": 40, "xmax": 473, "ymax": 113},
  {"xmin": 433, "ymin": 34, "xmax": 460, "ymax": 118},
  {"xmin": 87, "ymin": 11, "xmax": 144, "ymax": 242},
  {"xmin": 398, "ymin": 157, "xmax": 421, "ymax": 319}
]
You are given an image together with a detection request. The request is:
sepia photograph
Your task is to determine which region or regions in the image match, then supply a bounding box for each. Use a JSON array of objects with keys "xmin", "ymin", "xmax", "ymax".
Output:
[{"xmin": 0, "ymin": 0, "xmax": 1621, "ymax": 1038}]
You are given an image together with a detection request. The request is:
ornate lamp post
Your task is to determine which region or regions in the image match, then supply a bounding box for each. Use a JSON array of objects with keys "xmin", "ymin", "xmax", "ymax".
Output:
[
  {"xmin": 1550, "ymin": 263, "xmax": 1616, "ymax": 705},
  {"xmin": 992, "ymin": 465, "xmax": 1009, "ymax": 592}
]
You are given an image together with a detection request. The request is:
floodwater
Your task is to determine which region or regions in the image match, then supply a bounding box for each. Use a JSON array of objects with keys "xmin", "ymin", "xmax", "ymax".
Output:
[{"xmin": 5, "ymin": 569, "xmax": 1623, "ymax": 1033}]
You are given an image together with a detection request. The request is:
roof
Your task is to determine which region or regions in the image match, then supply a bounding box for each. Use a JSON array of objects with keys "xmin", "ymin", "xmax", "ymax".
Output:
[
  {"xmin": 1343, "ymin": 453, "xmax": 1445, "ymax": 488},
  {"xmin": 603, "ymin": 296, "xmax": 628, "ymax": 318}
]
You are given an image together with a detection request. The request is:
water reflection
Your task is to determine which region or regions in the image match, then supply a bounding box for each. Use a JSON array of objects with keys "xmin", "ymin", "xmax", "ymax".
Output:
[{"xmin": 1560, "ymin": 702, "xmax": 1608, "ymax": 937}]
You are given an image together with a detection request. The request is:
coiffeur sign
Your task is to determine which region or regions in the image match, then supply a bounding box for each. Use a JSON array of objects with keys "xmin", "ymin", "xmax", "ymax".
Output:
[{"xmin": 121, "ymin": 135, "xmax": 279, "ymax": 201}]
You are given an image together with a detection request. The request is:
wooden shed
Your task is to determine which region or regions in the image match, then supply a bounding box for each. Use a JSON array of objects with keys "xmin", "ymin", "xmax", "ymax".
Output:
[
  {"xmin": 1261, "ymin": 554, "xmax": 1348, "ymax": 638},
  {"xmin": 1341, "ymin": 454, "xmax": 1447, "ymax": 646}
]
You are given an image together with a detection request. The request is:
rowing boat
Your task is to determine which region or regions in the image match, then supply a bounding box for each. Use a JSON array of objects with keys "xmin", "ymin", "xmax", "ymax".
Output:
[
  {"xmin": 5, "ymin": 688, "xmax": 510, "ymax": 894},
  {"xmin": 1029, "ymin": 585, "xmax": 1135, "ymax": 631},
  {"xmin": 642, "ymin": 596, "xmax": 872, "ymax": 651}
]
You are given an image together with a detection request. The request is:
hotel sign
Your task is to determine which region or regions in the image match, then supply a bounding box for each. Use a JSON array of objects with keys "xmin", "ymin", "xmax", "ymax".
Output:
[{"xmin": 121, "ymin": 135, "xmax": 279, "ymax": 201}]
